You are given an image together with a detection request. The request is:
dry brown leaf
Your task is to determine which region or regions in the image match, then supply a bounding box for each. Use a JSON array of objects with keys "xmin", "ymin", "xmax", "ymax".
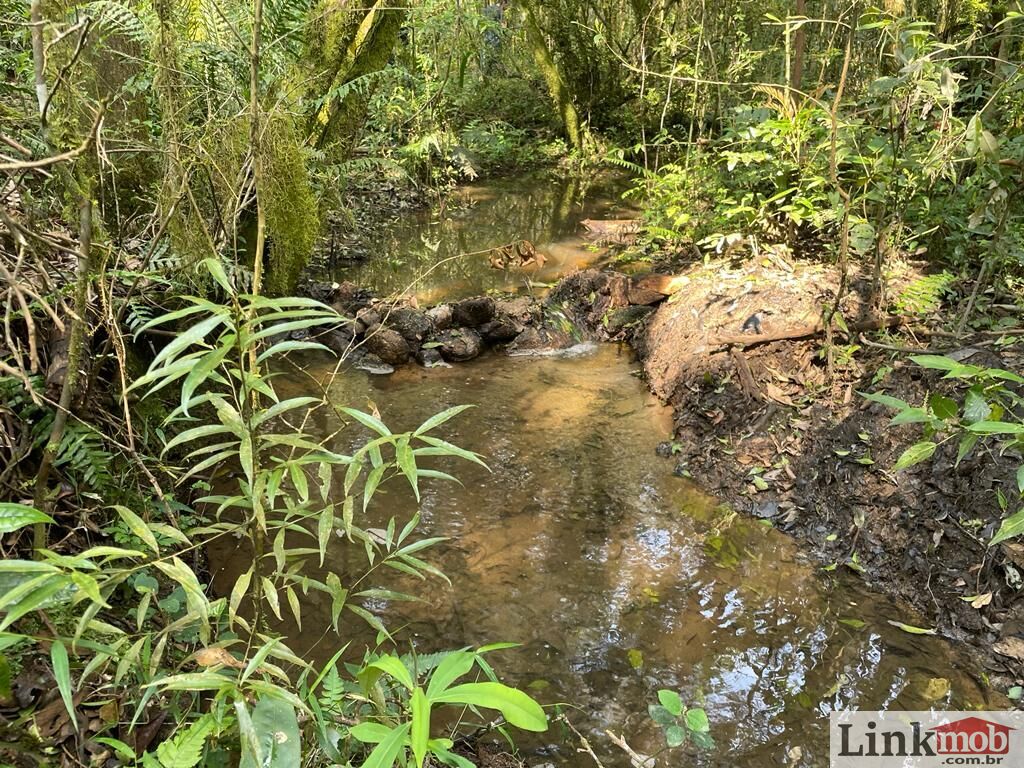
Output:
[
  {"xmin": 971, "ymin": 592, "xmax": 994, "ymax": 609},
  {"xmin": 765, "ymin": 382, "xmax": 795, "ymax": 406},
  {"xmin": 194, "ymin": 647, "xmax": 245, "ymax": 669},
  {"xmin": 993, "ymin": 635, "xmax": 1024, "ymax": 661}
]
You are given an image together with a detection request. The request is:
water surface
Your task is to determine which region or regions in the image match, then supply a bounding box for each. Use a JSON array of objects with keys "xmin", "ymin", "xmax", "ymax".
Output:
[
  {"xmin": 331, "ymin": 172, "xmax": 636, "ymax": 302},
  {"xmin": 215, "ymin": 347, "xmax": 992, "ymax": 768},
  {"xmin": 215, "ymin": 173, "xmax": 996, "ymax": 767}
]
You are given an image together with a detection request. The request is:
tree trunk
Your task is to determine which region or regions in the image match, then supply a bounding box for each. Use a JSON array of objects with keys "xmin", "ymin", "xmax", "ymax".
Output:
[
  {"xmin": 789, "ymin": 0, "xmax": 806, "ymax": 95},
  {"xmin": 309, "ymin": 0, "xmax": 409, "ymax": 151},
  {"xmin": 518, "ymin": 1, "xmax": 583, "ymax": 152}
]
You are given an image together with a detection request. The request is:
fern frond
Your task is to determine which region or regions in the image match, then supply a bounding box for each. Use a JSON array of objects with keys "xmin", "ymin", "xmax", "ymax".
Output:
[{"xmin": 895, "ymin": 270, "xmax": 956, "ymax": 315}]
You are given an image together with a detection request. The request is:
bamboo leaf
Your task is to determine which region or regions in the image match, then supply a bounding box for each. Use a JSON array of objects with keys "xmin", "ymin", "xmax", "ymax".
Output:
[
  {"xmin": 51, "ymin": 641, "xmax": 77, "ymax": 731},
  {"xmin": 112, "ymin": 506, "xmax": 159, "ymax": 555},
  {"xmin": 341, "ymin": 407, "xmax": 392, "ymax": 437},
  {"xmin": 413, "ymin": 405, "xmax": 474, "ymax": 436}
]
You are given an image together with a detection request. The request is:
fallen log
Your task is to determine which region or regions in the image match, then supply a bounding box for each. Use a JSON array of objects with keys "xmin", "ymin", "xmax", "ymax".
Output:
[{"xmin": 709, "ymin": 314, "xmax": 904, "ymax": 351}]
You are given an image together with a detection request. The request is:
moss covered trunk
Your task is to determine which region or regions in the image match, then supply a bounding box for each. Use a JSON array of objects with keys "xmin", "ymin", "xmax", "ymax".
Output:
[
  {"xmin": 518, "ymin": 1, "xmax": 583, "ymax": 152},
  {"xmin": 308, "ymin": 0, "xmax": 409, "ymax": 152}
]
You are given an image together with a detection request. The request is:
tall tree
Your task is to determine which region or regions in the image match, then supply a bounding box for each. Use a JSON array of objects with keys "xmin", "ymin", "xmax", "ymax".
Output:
[{"xmin": 517, "ymin": 0, "xmax": 583, "ymax": 150}]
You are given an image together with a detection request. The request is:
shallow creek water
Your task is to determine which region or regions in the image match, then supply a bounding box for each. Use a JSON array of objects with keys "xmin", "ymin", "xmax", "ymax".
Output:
[
  {"xmin": 332, "ymin": 172, "xmax": 636, "ymax": 302},
  {"xmin": 215, "ymin": 174, "xmax": 997, "ymax": 767}
]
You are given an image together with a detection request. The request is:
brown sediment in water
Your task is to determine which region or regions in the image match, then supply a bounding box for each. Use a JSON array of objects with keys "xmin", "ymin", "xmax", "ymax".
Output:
[
  {"xmin": 211, "ymin": 345, "xmax": 999, "ymax": 768},
  {"xmin": 242, "ymin": 172, "xmax": 1018, "ymax": 767}
]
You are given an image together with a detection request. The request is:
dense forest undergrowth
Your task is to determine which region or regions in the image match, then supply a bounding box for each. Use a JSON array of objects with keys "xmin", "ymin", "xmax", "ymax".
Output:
[{"xmin": 1, "ymin": 0, "xmax": 1024, "ymax": 765}]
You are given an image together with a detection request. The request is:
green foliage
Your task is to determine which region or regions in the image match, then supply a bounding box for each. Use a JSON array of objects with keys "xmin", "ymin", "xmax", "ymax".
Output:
[
  {"xmin": 864, "ymin": 355, "xmax": 1024, "ymax": 545},
  {"xmin": 346, "ymin": 648, "xmax": 547, "ymax": 768},
  {"xmin": 894, "ymin": 272, "xmax": 956, "ymax": 316},
  {"xmin": 648, "ymin": 689, "xmax": 714, "ymax": 750},
  {"xmin": 0, "ymin": 257, "xmax": 541, "ymax": 764},
  {"xmin": 612, "ymin": 10, "xmax": 1024, "ymax": 298}
]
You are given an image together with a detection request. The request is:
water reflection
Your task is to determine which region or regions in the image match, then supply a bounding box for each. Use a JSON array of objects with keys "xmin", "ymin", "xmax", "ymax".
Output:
[
  {"xmin": 330, "ymin": 172, "xmax": 636, "ymax": 302},
  {"xmin": 211, "ymin": 346, "xmax": 994, "ymax": 768}
]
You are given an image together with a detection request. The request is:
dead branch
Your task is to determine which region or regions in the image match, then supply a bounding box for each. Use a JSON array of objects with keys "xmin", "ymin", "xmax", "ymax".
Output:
[
  {"xmin": 709, "ymin": 314, "xmax": 904, "ymax": 351},
  {"xmin": 0, "ymin": 106, "xmax": 103, "ymax": 172},
  {"xmin": 730, "ymin": 346, "xmax": 764, "ymax": 401}
]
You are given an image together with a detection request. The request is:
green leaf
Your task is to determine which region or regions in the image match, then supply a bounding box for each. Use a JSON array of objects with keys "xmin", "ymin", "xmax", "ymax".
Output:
[
  {"xmin": 893, "ymin": 441, "xmax": 936, "ymax": 471},
  {"xmin": 963, "ymin": 388, "xmax": 991, "ymax": 424},
  {"xmin": 262, "ymin": 578, "xmax": 281, "ymax": 620},
  {"xmin": 414, "ymin": 405, "xmax": 474, "ymax": 436},
  {"xmin": 229, "ymin": 568, "xmax": 252, "ymax": 628},
  {"xmin": 860, "ymin": 391, "xmax": 910, "ymax": 410},
  {"xmin": 317, "ymin": 507, "xmax": 333, "ymax": 567},
  {"xmin": 367, "ymin": 654, "xmax": 415, "ymax": 691},
  {"xmin": 397, "ymin": 440, "xmax": 419, "ymax": 501},
  {"xmin": 665, "ymin": 724, "xmax": 686, "ymax": 748},
  {"xmin": 112, "ymin": 506, "xmax": 159, "ymax": 555},
  {"xmin": 426, "ymin": 651, "xmax": 476, "ymax": 699},
  {"xmin": 887, "ymin": 620, "xmax": 936, "ymax": 635},
  {"xmin": 251, "ymin": 397, "xmax": 320, "ymax": 428},
  {"xmin": 1018, "ymin": 466, "xmax": 1024, "ymax": 495},
  {"xmin": 990, "ymin": 508, "xmax": 1024, "ymax": 547},
  {"xmin": 161, "ymin": 424, "xmax": 235, "ymax": 456},
  {"xmin": 340, "ymin": 407, "xmax": 392, "ymax": 437},
  {"xmin": 910, "ymin": 354, "xmax": 963, "ymax": 372},
  {"xmin": 135, "ymin": 300, "xmax": 213, "ymax": 335},
  {"xmin": 51, "ymin": 641, "xmax": 76, "ymax": 732},
  {"xmin": 929, "ymin": 394, "xmax": 958, "ymax": 421},
  {"xmin": 360, "ymin": 723, "xmax": 410, "ymax": 768},
  {"xmin": 146, "ymin": 672, "xmax": 233, "ymax": 692},
  {"xmin": 411, "ymin": 688, "xmax": 430, "ymax": 768},
  {"xmin": 151, "ymin": 313, "xmax": 225, "ymax": 370},
  {"xmin": 180, "ymin": 346, "xmax": 230, "ymax": 415},
  {"xmin": 415, "ymin": 436, "xmax": 489, "ymax": 469},
  {"xmin": 256, "ymin": 340, "xmax": 331, "ymax": 363},
  {"xmin": 240, "ymin": 697, "xmax": 300, "ymax": 768},
  {"xmin": 433, "ymin": 747, "xmax": 476, "ymax": 768},
  {"xmin": 967, "ymin": 421, "xmax": 1024, "ymax": 435},
  {"xmin": 956, "ymin": 434, "xmax": 979, "ymax": 467},
  {"xmin": 0, "ymin": 575, "xmax": 73, "ymax": 630},
  {"xmin": 157, "ymin": 713, "xmax": 215, "ymax": 768},
  {"xmin": 0, "ymin": 503, "xmax": 54, "ymax": 533},
  {"xmin": 648, "ymin": 704, "xmax": 675, "ymax": 726},
  {"xmin": 242, "ymin": 639, "xmax": 280, "ymax": 684},
  {"xmin": 890, "ymin": 408, "xmax": 931, "ymax": 426},
  {"xmin": 201, "ymin": 258, "xmax": 233, "ymax": 294},
  {"xmin": 349, "ymin": 722, "xmax": 394, "ymax": 743},
  {"xmin": 431, "ymin": 682, "xmax": 547, "ymax": 731},
  {"xmin": 658, "ymin": 689, "xmax": 683, "ymax": 717},
  {"xmin": 152, "ymin": 558, "xmax": 210, "ymax": 643},
  {"xmin": 685, "ymin": 707, "xmax": 710, "ymax": 733}
]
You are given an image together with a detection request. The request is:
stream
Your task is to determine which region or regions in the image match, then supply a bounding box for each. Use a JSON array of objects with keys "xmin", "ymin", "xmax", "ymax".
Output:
[
  {"xmin": 329, "ymin": 172, "xmax": 636, "ymax": 303},
  {"xmin": 214, "ymin": 172, "xmax": 996, "ymax": 767}
]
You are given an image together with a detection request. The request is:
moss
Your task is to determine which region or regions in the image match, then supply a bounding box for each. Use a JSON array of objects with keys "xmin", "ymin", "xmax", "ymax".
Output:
[
  {"xmin": 314, "ymin": 0, "xmax": 409, "ymax": 151},
  {"xmin": 259, "ymin": 113, "xmax": 320, "ymax": 296},
  {"xmin": 519, "ymin": 1, "xmax": 583, "ymax": 152}
]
